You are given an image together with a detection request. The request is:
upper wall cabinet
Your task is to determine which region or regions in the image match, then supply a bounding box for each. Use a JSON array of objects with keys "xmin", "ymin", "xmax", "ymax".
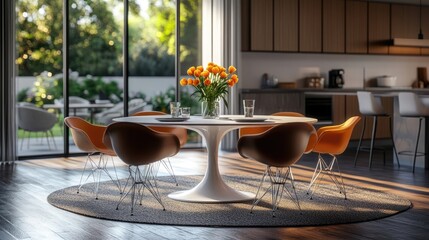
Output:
[
  {"xmin": 250, "ymin": 0, "xmax": 273, "ymax": 51},
  {"xmin": 274, "ymin": 0, "xmax": 298, "ymax": 52},
  {"xmin": 421, "ymin": 6, "xmax": 429, "ymax": 56},
  {"xmin": 242, "ymin": 0, "xmax": 427, "ymax": 56},
  {"xmin": 323, "ymin": 0, "xmax": 345, "ymax": 53},
  {"xmin": 299, "ymin": 0, "xmax": 322, "ymax": 52},
  {"xmin": 346, "ymin": 0, "xmax": 368, "ymax": 54},
  {"xmin": 241, "ymin": 0, "xmax": 250, "ymax": 51},
  {"xmin": 368, "ymin": 2, "xmax": 390, "ymax": 54},
  {"xmin": 390, "ymin": 4, "xmax": 421, "ymax": 55}
]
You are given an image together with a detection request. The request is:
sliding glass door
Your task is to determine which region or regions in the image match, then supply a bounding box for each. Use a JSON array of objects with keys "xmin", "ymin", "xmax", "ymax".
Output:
[{"xmin": 16, "ymin": 0, "xmax": 203, "ymax": 158}]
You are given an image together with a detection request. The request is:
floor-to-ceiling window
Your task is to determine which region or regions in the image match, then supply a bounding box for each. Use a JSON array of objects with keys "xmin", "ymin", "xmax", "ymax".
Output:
[
  {"xmin": 16, "ymin": 0, "xmax": 203, "ymax": 158},
  {"xmin": 16, "ymin": 0, "xmax": 64, "ymax": 156}
]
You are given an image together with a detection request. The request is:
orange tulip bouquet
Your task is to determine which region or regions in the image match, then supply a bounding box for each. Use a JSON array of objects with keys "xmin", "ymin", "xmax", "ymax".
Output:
[{"xmin": 180, "ymin": 62, "xmax": 238, "ymax": 118}]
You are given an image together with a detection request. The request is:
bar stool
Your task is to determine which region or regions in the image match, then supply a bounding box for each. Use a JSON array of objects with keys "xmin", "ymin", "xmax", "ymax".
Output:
[
  {"xmin": 398, "ymin": 92, "xmax": 429, "ymax": 173},
  {"xmin": 354, "ymin": 91, "xmax": 399, "ymax": 168}
]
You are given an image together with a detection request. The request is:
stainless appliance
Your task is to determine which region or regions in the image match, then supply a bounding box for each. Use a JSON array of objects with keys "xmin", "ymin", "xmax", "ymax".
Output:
[{"xmin": 328, "ymin": 69, "xmax": 344, "ymax": 88}]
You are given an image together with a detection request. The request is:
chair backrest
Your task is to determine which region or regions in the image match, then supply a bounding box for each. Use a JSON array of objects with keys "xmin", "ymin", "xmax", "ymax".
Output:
[
  {"xmin": 237, "ymin": 122, "xmax": 316, "ymax": 168},
  {"xmin": 17, "ymin": 106, "xmax": 57, "ymax": 131},
  {"xmin": 104, "ymin": 122, "xmax": 180, "ymax": 166},
  {"xmin": 238, "ymin": 111, "xmax": 316, "ymax": 153},
  {"xmin": 312, "ymin": 116, "xmax": 361, "ymax": 155},
  {"xmin": 132, "ymin": 111, "xmax": 188, "ymax": 147},
  {"xmin": 357, "ymin": 91, "xmax": 385, "ymax": 116},
  {"xmin": 398, "ymin": 92, "xmax": 429, "ymax": 117},
  {"xmin": 239, "ymin": 112, "xmax": 305, "ymax": 138},
  {"xmin": 64, "ymin": 116, "xmax": 110, "ymax": 154}
]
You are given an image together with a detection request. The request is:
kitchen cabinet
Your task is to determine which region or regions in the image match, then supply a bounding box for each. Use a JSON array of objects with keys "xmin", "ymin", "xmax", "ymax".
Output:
[
  {"xmin": 240, "ymin": 92, "xmax": 303, "ymax": 115},
  {"xmin": 346, "ymin": 0, "xmax": 368, "ymax": 54},
  {"xmin": 323, "ymin": 0, "xmax": 345, "ymax": 53},
  {"xmin": 299, "ymin": 0, "xmax": 322, "ymax": 52},
  {"xmin": 250, "ymin": 0, "xmax": 273, "ymax": 51},
  {"xmin": 368, "ymin": 2, "xmax": 390, "ymax": 54},
  {"xmin": 242, "ymin": 0, "xmax": 427, "ymax": 56},
  {"xmin": 273, "ymin": 0, "xmax": 298, "ymax": 52},
  {"xmin": 390, "ymin": 3, "xmax": 421, "ymax": 55},
  {"xmin": 421, "ymin": 6, "xmax": 429, "ymax": 56},
  {"xmin": 241, "ymin": 0, "xmax": 250, "ymax": 51}
]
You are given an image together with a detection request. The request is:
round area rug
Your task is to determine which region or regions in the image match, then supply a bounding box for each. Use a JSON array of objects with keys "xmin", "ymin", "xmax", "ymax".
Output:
[{"xmin": 47, "ymin": 175, "xmax": 411, "ymax": 227}]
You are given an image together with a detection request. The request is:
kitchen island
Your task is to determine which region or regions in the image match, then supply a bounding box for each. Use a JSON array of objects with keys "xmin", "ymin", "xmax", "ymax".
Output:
[{"xmin": 240, "ymin": 87, "xmax": 429, "ymax": 170}]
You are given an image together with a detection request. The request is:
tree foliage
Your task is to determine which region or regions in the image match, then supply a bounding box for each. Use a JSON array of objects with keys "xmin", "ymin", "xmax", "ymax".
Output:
[{"xmin": 16, "ymin": 0, "xmax": 201, "ymax": 77}]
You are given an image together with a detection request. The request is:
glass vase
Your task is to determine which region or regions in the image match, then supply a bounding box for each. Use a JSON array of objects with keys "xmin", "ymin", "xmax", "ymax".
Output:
[{"xmin": 201, "ymin": 100, "xmax": 220, "ymax": 119}]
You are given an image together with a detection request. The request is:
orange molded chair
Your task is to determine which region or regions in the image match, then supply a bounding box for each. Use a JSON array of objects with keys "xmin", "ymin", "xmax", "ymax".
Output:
[
  {"xmin": 104, "ymin": 122, "xmax": 180, "ymax": 215},
  {"xmin": 237, "ymin": 122, "xmax": 316, "ymax": 216},
  {"xmin": 307, "ymin": 116, "xmax": 361, "ymax": 200},
  {"xmin": 64, "ymin": 117, "xmax": 121, "ymax": 199},
  {"xmin": 132, "ymin": 111, "xmax": 188, "ymax": 185},
  {"xmin": 239, "ymin": 112, "xmax": 317, "ymax": 153}
]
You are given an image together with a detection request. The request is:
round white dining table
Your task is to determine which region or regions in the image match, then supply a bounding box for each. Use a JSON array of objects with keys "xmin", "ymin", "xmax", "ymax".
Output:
[{"xmin": 113, "ymin": 115, "xmax": 317, "ymax": 203}]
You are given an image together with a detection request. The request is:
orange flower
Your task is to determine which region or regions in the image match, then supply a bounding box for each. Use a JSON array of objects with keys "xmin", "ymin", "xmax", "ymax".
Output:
[
  {"xmin": 227, "ymin": 80, "xmax": 234, "ymax": 87},
  {"xmin": 187, "ymin": 78, "xmax": 194, "ymax": 85},
  {"xmin": 228, "ymin": 66, "xmax": 236, "ymax": 73},
  {"xmin": 207, "ymin": 65, "xmax": 213, "ymax": 72},
  {"xmin": 187, "ymin": 66, "xmax": 196, "ymax": 76},
  {"xmin": 212, "ymin": 67, "xmax": 220, "ymax": 74},
  {"xmin": 180, "ymin": 78, "xmax": 188, "ymax": 86},
  {"xmin": 201, "ymin": 70, "xmax": 210, "ymax": 78},
  {"xmin": 207, "ymin": 62, "xmax": 214, "ymax": 67},
  {"xmin": 234, "ymin": 77, "xmax": 239, "ymax": 83},
  {"xmin": 204, "ymin": 79, "xmax": 211, "ymax": 86},
  {"xmin": 231, "ymin": 74, "xmax": 238, "ymax": 81},
  {"xmin": 193, "ymin": 79, "xmax": 200, "ymax": 86},
  {"xmin": 194, "ymin": 69, "xmax": 201, "ymax": 77},
  {"xmin": 220, "ymin": 71, "xmax": 227, "ymax": 78},
  {"xmin": 220, "ymin": 67, "xmax": 226, "ymax": 72},
  {"xmin": 197, "ymin": 65, "xmax": 204, "ymax": 72}
]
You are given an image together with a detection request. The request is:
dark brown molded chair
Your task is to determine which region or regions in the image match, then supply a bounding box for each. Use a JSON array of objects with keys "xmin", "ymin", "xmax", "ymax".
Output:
[
  {"xmin": 64, "ymin": 117, "xmax": 121, "ymax": 199},
  {"xmin": 104, "ymin": 122, "xmax": 180, "ymax": 215},
  {"xmin": 237, "ymin": 122, "xmax": 316, "ymax": 217},
  {"xmin": 132, "ymin": 111, "xmax": 188, "ymax": 185},
  {"xmin": 239, "ymin": 112, "xmax": 317, "ymax": 154}
]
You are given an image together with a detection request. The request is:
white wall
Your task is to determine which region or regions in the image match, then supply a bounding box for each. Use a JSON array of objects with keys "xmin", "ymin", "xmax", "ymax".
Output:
[{"xmin": 240, "ymin": 52, "xmax": 429, "ymax": 89}]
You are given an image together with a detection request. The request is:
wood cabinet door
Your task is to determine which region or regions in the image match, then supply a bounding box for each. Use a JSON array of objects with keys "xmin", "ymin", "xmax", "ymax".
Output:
[
  {"xmin": 323, "ymin": 0, "xmax": 345, "ymax": 53},
  {"xmin": 346, "ymin": 0, "xmax": 367, "ymax": 54},
  {"xmin": 368, "ymin": 2, "xmax": 390, "ymax": 54},
  {"xmin": 421, "ymin": 6, "xmax": 429, "ymax": 56},
  {"xmin": 241, "ymin": 0, "xmax": 250, "ymax": 51},
  {"xmin": 390, "ymin": 4, "xmax": 421, "ymax": 55},
  {"xmin": 274, "ymin": 0, "xmax": 298, "ymax": 52},
  {"xmin": 299, "ymin": 0, "xmax": 322, "ymax": 52},
  {"xmin": 250, "ymin": 0, "xmax": 273, "ymax": 51}
]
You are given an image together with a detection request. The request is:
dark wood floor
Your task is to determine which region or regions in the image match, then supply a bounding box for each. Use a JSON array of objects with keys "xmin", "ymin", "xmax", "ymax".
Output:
[{"xmin": 1, "ymin": 145, "xmax": 429, "ymax": 240}]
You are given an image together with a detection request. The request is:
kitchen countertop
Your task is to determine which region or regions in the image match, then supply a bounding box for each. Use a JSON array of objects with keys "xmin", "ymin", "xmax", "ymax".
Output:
[{"xmin": 241, "ymin": 87, "xmax": 429, "ymax": 95}]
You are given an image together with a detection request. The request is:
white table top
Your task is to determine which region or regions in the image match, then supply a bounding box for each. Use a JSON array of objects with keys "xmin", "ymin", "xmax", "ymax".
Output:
[{"xmin": 113, "ymin": 115, "xmax": 318, "ymax": 126}]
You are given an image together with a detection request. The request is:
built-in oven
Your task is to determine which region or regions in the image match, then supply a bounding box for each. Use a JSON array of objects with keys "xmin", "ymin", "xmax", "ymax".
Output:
[{"xmin": 305, "ymin": 94, "xmax": 333, "ymax": 125}]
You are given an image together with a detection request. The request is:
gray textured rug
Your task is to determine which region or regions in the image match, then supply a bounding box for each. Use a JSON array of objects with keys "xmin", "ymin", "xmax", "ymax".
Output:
[{"xmin": 47, "ymin": 175, "xmax": 411, "ymax": 227}]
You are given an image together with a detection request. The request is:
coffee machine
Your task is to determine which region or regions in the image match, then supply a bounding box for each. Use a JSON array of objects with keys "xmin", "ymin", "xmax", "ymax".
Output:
[{"xmin": 328, "ymin": 69, "xmax": 345, "ymax": 88}]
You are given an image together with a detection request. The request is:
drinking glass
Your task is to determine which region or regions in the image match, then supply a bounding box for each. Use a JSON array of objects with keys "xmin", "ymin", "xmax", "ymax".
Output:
[
  {"xmin": 243, "ymin": 99, "xmax": 255, "ymax": 118},
  {"xmin": 170, "ymin": 102, "xmax": 181, "ymax": 118},
  {"xmin": 180, "ymin": 107, "xmax": 191, "ymax": 118}
]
